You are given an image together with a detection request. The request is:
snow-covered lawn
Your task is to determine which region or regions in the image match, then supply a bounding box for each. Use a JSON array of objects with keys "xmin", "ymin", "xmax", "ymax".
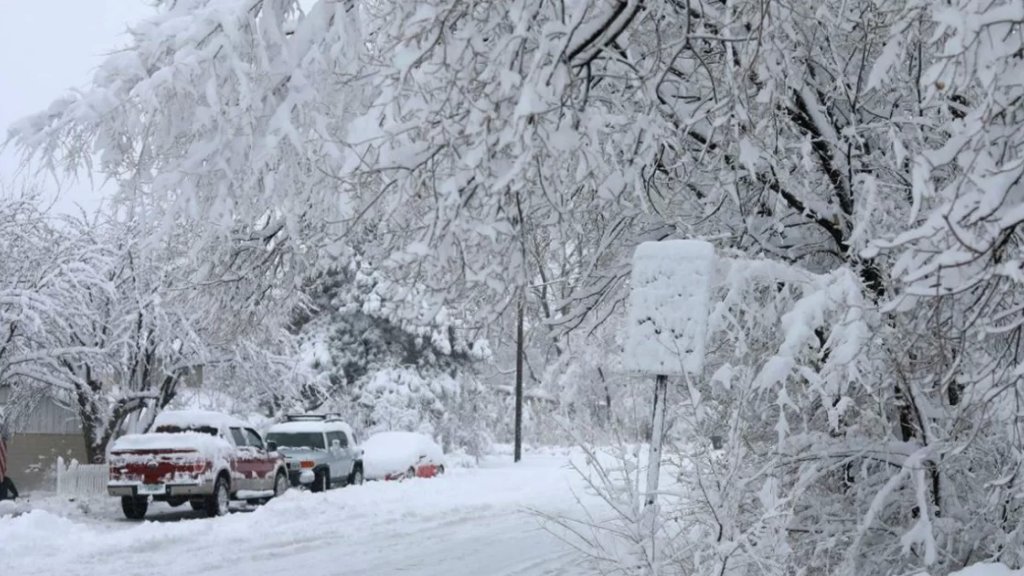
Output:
[{"xmin": 0, "ymin": 450, "xmax": 600, "ymax": 576}]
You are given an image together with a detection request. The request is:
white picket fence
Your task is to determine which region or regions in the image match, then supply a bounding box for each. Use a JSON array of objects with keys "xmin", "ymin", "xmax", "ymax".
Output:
[{"xmin": 55, "ymin": 456, "xmax": 107, "ymax": 498}]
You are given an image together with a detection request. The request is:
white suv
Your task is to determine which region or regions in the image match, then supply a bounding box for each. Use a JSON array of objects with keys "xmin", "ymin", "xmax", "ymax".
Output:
[{"xmin": 266, "ymin": 414, "xmax": 364, "ymax": 491}]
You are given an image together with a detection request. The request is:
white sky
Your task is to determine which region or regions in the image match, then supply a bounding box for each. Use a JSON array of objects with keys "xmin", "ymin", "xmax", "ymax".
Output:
[{"xmin": 0, "ymin": 0, "xmax": 156, "ymax": 214}]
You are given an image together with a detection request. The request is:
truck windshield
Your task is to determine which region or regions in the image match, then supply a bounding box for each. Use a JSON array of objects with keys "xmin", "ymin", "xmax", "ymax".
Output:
[{"xmin": 266, "ymin": 432, "xmax": 325, "ymax": 450}]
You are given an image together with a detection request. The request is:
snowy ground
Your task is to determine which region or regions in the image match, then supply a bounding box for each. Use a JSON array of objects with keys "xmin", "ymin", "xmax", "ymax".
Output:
[{"xmin": 0, "ymin": 450, "xmax": 603, "ymax": 576}]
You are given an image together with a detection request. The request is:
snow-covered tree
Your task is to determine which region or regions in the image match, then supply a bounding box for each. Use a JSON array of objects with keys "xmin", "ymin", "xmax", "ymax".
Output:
[
  {"xmin": 48, "ymin": 214, "xmax": 249, "ymax": 462},
  {"xmin": 8, "ymin": 0, "xmax": 1024, "ymax": 574},
  {"xmin": 289, "ymin": 257, "xmax": 492, "ymax": 450},
  {"xmin": 0, "ymin": 191, "xmax": 113, "ymax": 422},
  {"xmin": 0, "ymin": 190, "xmax": 309, "ymax": 461},
  {"xmin": 192, "ymin": 330, "xmax": 312, "ymax": 418}
]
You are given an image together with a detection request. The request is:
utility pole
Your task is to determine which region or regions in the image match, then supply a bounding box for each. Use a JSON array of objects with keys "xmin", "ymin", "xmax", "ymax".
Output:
[{"xmin": 514, "ymin": 296, "xmax": 525, "ymax": 463}]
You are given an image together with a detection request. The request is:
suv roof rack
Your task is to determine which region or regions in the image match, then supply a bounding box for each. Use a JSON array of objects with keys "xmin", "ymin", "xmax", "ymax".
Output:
[{"xmin": 284, "ymin": 413, "xmax": 344, "ymax": 422}]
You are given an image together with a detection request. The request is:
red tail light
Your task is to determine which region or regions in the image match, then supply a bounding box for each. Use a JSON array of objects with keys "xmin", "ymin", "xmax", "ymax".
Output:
[{"xmin": 109, "ymin": 465, "xmax": 123, "ymax": 480}]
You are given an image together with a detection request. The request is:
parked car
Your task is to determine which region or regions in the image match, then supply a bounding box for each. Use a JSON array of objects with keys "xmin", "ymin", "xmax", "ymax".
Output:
[
  {"xmin": 266, "ymin": 414, "xmax": 364, "ymax": 492},
  {"xmin": 108, "ymin": 410, "xmax": 288, "ymax": 520},
  {"xmin": 362, "ymin": 431, "xmax": 445, "ymax": 481}
]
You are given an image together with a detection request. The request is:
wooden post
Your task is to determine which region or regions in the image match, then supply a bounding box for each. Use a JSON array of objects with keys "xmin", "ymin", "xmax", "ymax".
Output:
[
  {"xmin": 514, "ymin": 297, "xmax": 525, "ymax": 463},
  {"xmin": 56, "ymin": 456, "xmax": 65, "ymax": 495}
]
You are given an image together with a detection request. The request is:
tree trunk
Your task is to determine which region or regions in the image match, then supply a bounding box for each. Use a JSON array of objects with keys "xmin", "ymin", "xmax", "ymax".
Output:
[
  {"xmin": 514, "ymin": 298, "xmax": 525, "ymax": 463},
  {"xmin": 598, "ymin": 366, "xmax": 613, "ymax": 426}
]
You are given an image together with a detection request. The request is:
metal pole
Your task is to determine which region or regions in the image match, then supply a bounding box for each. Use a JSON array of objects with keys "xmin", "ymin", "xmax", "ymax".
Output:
[
  {"xmin": 645, "ymin": 374, "xmax": 668, "ymax": 509},
  {"xmin": 642, "ymin": 373, "xmax": 669, "ymax": 575}
]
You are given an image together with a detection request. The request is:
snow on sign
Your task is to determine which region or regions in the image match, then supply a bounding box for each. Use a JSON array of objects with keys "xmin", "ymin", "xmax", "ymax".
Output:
[{"xmin": 623, "ymin": 240, "xmax": 715, "ymax": 376}]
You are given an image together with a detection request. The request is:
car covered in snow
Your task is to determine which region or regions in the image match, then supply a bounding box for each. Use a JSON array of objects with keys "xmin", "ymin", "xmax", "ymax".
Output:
[
  {"xmin": 107, "ymin": 410, "xmax": 288, "ymax": 520},
  {"xmin": 266, "ymin": 414, "xmax": 364, "ymax": 491},
  {"xmin": 362, "ymin": 431, "xmax": 446, "ymax": 481}
]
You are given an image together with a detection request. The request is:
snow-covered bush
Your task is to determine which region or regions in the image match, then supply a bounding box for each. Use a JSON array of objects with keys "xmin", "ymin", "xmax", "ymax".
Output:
[{"xmin": 288, "ymin": 259, "xmax": 493, "ymax": 453}]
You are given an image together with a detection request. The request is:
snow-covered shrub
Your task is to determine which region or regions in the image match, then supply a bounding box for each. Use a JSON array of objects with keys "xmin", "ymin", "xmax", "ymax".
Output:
[
  {"xmin": 562, "ymin": 258, "xmax": 876, "ymax": 576},
  {"xmin": 288, "ymin": 259, "xmax": 493, "ymax": 453}
]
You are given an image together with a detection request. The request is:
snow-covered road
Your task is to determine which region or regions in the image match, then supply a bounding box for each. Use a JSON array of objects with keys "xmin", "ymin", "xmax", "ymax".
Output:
[{"xmin": 0, "ymin": 452, "xmax": 600, "ymax": 576}]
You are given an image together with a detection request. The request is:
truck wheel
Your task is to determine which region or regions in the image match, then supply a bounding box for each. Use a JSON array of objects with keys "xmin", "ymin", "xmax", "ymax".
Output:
[
  {"xmin": 121, "ymin": 496, "xmax": 148, "ymax": 520},
  {"xmin": 347, "ymin": 465, "xmax": 364, "ymax": 487},
  {"xmin": 273, "ymin": 470, "xmax": 289, "ymax": 498},
  {"xmin": 311, "ymin": 468, "xmax": 330, "ymax": 493},
  {"xmin": 205, "ymin": 476, "xmax": 230, "ymax": 517}
]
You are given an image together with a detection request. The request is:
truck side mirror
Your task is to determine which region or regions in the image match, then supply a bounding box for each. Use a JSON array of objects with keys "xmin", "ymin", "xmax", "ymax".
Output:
[
  {"xmin": 267, "ymin": 441, "xmax": 278, "ymax": 452},
  {"xmin": 331, "ymin": 439, "xmax": 341, "ymax": 450}
]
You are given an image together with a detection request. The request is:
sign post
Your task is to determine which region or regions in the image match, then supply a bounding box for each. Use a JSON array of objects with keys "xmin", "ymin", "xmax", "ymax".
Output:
[{"xmin": 623, "ymin": 240, "xmax": 716, "ymax": 519}]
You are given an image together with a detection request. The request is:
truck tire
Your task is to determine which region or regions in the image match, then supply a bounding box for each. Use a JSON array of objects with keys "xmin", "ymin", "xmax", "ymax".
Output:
[
  {"xmin": 273, "ymin": 470, "xmax": 289, "ymax": 498},
  {"xmin": 311, "ymin": 467, "xmax": 330, "ymax": 493},
  {"xmin": 205, "ymin": 475, "xmax": 231, "ymax": 517},
  {"xmin": 121, "ymin": 496, "xmax": 148, "ymax": 520},
  {"xmin": 347, "ymin": 464, "xmax": 364, "ymax": 486}
]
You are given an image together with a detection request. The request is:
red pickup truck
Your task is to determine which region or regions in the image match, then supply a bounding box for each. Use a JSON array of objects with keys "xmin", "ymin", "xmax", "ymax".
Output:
[{"xmin": 108, "ymin": 410, "xmax": 288, "ymax": 520}]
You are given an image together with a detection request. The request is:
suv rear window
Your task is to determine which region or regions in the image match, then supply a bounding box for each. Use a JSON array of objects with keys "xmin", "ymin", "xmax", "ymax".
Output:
[
  {"xmin": 266, "ymin": 432, "xmax": 326, "ymax": 450},
  {"xmin": 327, "ymin": 431, "xmax": 348, "ymax": 448}
]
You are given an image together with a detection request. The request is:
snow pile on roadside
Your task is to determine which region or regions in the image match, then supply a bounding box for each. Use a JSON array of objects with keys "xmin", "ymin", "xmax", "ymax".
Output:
[
  {"xmin": 941, "ymin": 565, "xmax": 1024, "ymax": 576},
  {"xmin": 442, "ymin": 448, "xmax": 478, "ymax": 469},
  {"xmin": 0, "ymin": 493, "xmax": 120, "ymax": 523},
  {"xmin": 0, "ymin": 451, "xmax": 598, "ymax": 576},
  {"xmin": 0, "ymin": 500, "xmax": 29, "ymax": 518}
]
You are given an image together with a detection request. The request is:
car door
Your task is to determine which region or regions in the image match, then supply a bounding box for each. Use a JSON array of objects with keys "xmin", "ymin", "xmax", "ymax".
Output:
[
  {"xmin": 243, "ymin": 428, "xmax": 276, "ymax": 489},
  {"xmin": 228, "ymin": 427, "xmax": 255, "ymax": 489}
]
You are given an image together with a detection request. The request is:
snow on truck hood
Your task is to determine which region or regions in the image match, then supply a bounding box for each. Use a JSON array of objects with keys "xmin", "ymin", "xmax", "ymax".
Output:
[{"xmin": 110, "ymin": 432, "xmax": 233, "ymax": 453}]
